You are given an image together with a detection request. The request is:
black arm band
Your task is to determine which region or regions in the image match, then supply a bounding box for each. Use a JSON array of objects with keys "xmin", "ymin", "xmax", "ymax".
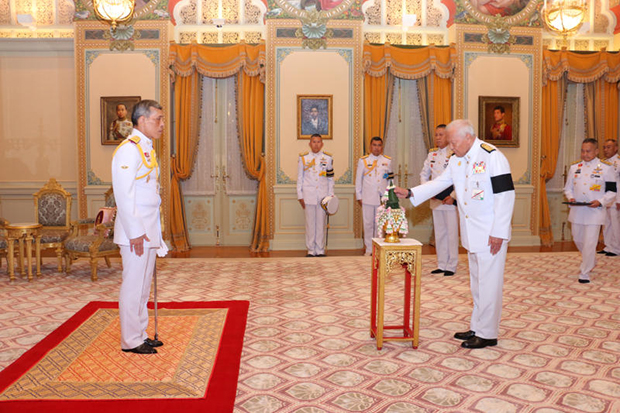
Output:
[
  {"xmin": 606, "ymin": 181, "xmax": 617, "ymax": 192},
  {"xmin": 434, "ymin": 185, "xmax": 454, "ymax": 200},
  {"xmin": 326, "ymin": 168, "xmax": 334, "ymax": 177},
  {"xmin": 406, "ymin": 189, "xmax": 412, "ymax": 199},
  {"xmin": 491, "ymin": 173, "xmax": 515, "ymax": 194}
]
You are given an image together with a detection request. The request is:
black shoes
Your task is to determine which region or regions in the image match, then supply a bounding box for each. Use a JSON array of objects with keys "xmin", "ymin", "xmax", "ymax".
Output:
[
  {"xmin": 316, "ymin": 254, "xmax": 326, "ymax": 257},
  {"xmin": 122, "ymin": 342, "xmax": 157, "ymax": 354},
  {"xmin": 145, "ymin": 337, "xmax": 163, "ymax": 347},
  {"xmin": 597, "ymin": 250, "xmax": 607, "ymax": 254},
  {"xmin": 444, "ymin": 271, "xmax": 455, "ymax": 276},
  {"xmin": 605, "ymin": 252, "xmax": 617, "ymax": 257},
  {"xmin": 454, "ymin": 330, "xmax": 476, "ymax": 340},
  {"xmin": 431, "ymin": 269, "xmax": 444, "ymax": 274},
  {"xmin": 578, "ymin": 279, "xmax": 591, "ymax": 284},
  {"xmin": 461, "ymin": 336, "xmax": 498, "ymax": 349},
  {"xmin": 306, "ymin": 254, "xmax": 315, "ymax": 257}
]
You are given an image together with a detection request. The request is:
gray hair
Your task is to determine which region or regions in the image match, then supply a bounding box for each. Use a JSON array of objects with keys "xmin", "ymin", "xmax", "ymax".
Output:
[
  {"xmin": 445, "ymin": 119, "xmax": 476, "ymax": 140},
  {"xmin": 131, "ymin": 99, "xmax": 162, "ymax": 126}
]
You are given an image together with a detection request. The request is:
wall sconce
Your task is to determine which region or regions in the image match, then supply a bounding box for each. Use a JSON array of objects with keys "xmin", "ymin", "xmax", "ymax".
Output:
[
  {"xmin": 402, "ymin": 14, "xmax": 417, "ymax": 32},
  {"xmin": 213, "ymin": 18, "xmax": 226, "ymax": 28},
  {"xmin": 93, "ymin": 0, "xmax": 135, "ymax": 30},
  {"xmin": 17, "ymin": 14, "xmax": 36, "ymax": 31}
]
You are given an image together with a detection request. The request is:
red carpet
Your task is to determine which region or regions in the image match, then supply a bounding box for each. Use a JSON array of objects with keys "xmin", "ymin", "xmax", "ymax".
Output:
[{"xmin": 0, "ymin": 300, "xmax": 249, "ymax": 413}]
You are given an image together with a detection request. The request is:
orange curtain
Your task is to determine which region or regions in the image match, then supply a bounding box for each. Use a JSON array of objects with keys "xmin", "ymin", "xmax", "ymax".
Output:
[
  {"xmin": 169, "ymin": 42, "xmax": 266, "ymax": 251},
  {"xmin": 363, "ymin": 43, "xmax": 456, "ymax": 152},
  {"xmin": 540, "ymin": 49, "xmax": 620, "ymax": 245},
  {"xmin": 238, "ymin": 71, "xmax": 269, "ymax": 252}
]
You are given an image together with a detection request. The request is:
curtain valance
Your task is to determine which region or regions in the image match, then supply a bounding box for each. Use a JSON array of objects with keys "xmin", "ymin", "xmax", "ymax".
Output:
[
  {"xmin": 543, "ymin": 49, "xmax": 620, "ymax": 85},
  {"xmin": 363, "ymin": 43, "xmax": 457, "ymax": 80},
  {"xmin": 169, "ymin": 42, "xmax": 266, "ymax": 80}
]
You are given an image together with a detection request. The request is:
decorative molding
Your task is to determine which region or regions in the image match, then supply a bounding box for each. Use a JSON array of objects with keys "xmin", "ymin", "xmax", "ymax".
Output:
[
  {"xmin": 336, "ymin": 48, "xmax": 353, "ymax": 63},
  {"xmin": 87, "ymin": 170, "xmax": 105, "ymax": 185},
  {"xmin": 277, "ymin": 168, "xmax": 295, "ymax": 184},
  {"xmin": 85, "ymin": 50, "xmax": 103, "ymax": 66},
  {"xmin": 335, "ymin": 167, "xmax": 352, "ymax": 185},
  {"xmin": 144, "ymin": 50, "xmax": 160, "ymax": 65},
  {"xmin": 276, "ymin": 47, "xmax": 294, "ymax": 64},
  {"xmin": 515, "ymin": 170, "xmax": 531, "ymax": 185}
]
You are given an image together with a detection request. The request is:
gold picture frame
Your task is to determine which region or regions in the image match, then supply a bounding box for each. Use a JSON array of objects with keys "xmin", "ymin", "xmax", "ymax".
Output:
[
  {"xmin": 100, "ymin": 96, "xmax": 141, "ymax": 146},
  {"xmin": 297, "ymin": 95, "xmax": 333, "ymax": 140},
  {"xmin": 478, "ymin": 96, "xmax": 520, "ymax": 148}
]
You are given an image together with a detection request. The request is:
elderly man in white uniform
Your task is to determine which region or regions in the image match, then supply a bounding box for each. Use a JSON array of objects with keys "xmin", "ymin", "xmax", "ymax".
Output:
[
  {"xmin": 355, "ymin": 136, "xmax": 392, "ymax": 256},
  {"xmin": 112, "ymin": 99, "xmax": 168, "ymax": 354},
  {"xmin": 565, "ymin": 138, "xmax": 617, "ymax": 283},
  {"xmin": 598, "ymin": 139, "xmax": 620, "ymax": 257},
  {"xmin": 420, "ymin": 124, "xmax": 459, "ymax": 276},
  {"xmin": 297, "ymin": 134, "xmax": 335, "ymax": 257},
  {"xmin": 395, "ymin": 119, "xmax": 515, "ymax": 349}
]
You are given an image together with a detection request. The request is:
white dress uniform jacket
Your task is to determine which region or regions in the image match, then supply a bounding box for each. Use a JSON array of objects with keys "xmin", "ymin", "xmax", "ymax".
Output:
[
  {"xmin": 602, "ymin": 154, "xmax": 620, "ymax": 254},
  {"xmin": 410, "ymin": 138, "xmax": 515, "ymax": 253},
  {"xmin": 420, "ymin": 146, "xmax": 459, "ymax": 272},
  {"xmin": 297, "ymin": 151, "xmax": 335, "ymax": 205},
  {"xmin": 409, "ymin": 138, "xmax": 515, "ymax": 340},
  {"xmin": 564, "ymin": 158, "xmax": 617, "ymax": 226},
  {"xmin": 355, "ymin": 154, "xmax": 392, "ymax": 206}
]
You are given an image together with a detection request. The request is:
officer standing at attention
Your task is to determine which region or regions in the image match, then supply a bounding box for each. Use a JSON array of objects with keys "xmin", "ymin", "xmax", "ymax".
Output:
[
  {"xmin": 112, "ymin": 99, "xmax": 168, "ymax": 354},
  {"xmin": 395, "ymin": 119, "xmax": 515, "ymax": 349},
  {"xmin": 355, "ymin": 136, "xmax": 392, "ymax": 256},
  {"xmin": 420, "ymin": 124, "xmax": 459, "ymax": 276},
  {"xmin": 598, "ymin": 139, "xmax": 620, "ymax": 257},
  {"xmin": 297, "ymin": 133, "xmax": 335, "ymax": 257},
  {"xmin": 564, "ymin": 138, "xmax": 617, "ymax": 283}
]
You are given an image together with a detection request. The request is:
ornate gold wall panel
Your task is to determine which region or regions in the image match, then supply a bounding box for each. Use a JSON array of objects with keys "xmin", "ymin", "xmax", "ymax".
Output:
[
  {"xmin": 454, "ymin": 24, "xmax": 542, "ymax": 239},
  {"xmin": 74, "ymin": 20, "xmax": 171, "ymax": 239}
]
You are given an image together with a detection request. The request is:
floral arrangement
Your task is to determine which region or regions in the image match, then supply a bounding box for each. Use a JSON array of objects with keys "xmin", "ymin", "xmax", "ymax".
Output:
[{"xmin": 375, "ymin": 205, "xmax": 408, "ymax": 237}]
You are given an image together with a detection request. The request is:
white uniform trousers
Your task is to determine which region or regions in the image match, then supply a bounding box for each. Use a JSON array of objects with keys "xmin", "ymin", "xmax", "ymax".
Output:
[
  {"xmin": 119, "ymin": 246, "xmax": 157, "ymax": 349},
  {"xmin": 362, "ymin": 204, "xmax": 379, "ymax": 254},
  {"xmin": 467, "ymin": 242, "xmax": 508, "ymax": 340},
  {"xmin": 572, "ymin": 223, "xmax": 600, "ymax": 280},
  {"xmin": 432, "ymin": 208, "xmax": 459, "ymax": 272},
  {"xmin": 305, "ymin": 204, "xmax": 327, "ymax": 255},
  {"xmin": 603, "ymin": 207, "xmax": 620, "ymax": 255}
]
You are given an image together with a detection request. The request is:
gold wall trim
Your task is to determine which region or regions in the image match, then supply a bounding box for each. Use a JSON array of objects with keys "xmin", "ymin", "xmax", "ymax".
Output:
[
  {"xmin": 74, "ymin": 20, "xmax": 171, "ymax": 239},
  {"xmin": 454, "ymin": 23, "xmax": 542, "ymax": 236}
]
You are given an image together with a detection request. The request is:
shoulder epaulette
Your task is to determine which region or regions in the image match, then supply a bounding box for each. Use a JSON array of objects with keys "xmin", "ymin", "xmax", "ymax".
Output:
[
  {"xmin": 323, "ymin": 151, "xmax": 332, "ymax": 157},
  {"xmin": 361, "ymin": 154, "xmax": 369, "ymax": 159},
  {"xmin": 383, "ymin": 155, "xmax": 391, "ymax": 160},
  {"xmin": 429, "ymin": 147, "xmax": 438, "ymax": 152},
  {"xmin": 480, "ymin": 142, "xmax": 496, "ymax": 153},
  {"xmin": 299, "ymin": 151, "xmax": 309, "ymax": 157},
  {"xmin": 128, "ymin": 136, "xmax": 141, "ymax": 145},
  {"xmin": 571, "ymin": 159, "xmax": 582, "ymax": 165},
  {"xmin": 601, "ymin": 159, "xmax": 612, "ymax": 166}
]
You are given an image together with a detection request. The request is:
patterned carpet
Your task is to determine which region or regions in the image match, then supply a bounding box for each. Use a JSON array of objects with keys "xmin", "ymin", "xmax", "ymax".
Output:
[{"xmin": 1, "ymin": 252, "xmax": 620, "ymax": 412}]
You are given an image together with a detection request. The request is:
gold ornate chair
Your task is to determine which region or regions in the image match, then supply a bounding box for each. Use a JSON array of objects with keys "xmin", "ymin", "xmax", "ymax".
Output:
[
  {"xmin": 0, "ymin": 217, "xmax": 8, "ymax": 272},
  {"xmin": 63, "ymin": 188, "xmax": 119, "ymax": 281},
  {"xmin": 33, "ymin": 178, "xmax": 72, "ymax": 272}
]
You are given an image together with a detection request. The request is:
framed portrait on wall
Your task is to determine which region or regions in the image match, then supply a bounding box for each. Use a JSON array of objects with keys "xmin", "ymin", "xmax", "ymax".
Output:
[
  {"xmin": 297, "ymin": 95, "xmax": 333, "ymax": 140},
  {"xmin": 101, "ymin": 96, "xmax": 141, "ymax": 146},
  {"xmin": 478, "ymin": 96, "xmax": 519, "ymax": 148}
]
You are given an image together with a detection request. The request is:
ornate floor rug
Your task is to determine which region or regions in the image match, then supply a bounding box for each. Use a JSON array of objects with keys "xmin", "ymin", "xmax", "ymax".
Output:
[
  {"xmin": 0, "ymin": 300, "xmax": 249, "ymax": 413},
  {"xmin": 1, "ymin": 252, "xmax": 620, "ymax": 412}
]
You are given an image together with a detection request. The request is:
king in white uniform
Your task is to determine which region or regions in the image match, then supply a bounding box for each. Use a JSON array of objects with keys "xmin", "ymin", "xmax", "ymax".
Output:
[
  {"xmin": 355, "ymin": 137, "xmax": 392, "ymax": 255},
  {"xmin": 420, "ymin": 125, "xmax": 459, "ymax": 275},
  {"xmin": 600, "ymin": 139, "xmax": 620, "ymax": 257},
  {"xmin": 112, "ymin": 100, "xmax": 168, "ymax": 354},
  {"xmin": 396, "ymin": 120, "xmax": 515, "ymax": 349},
  {"xmin": 564, "ymin": 138, "xmax": 617, "ymax": 283},
  {"xmin": 297, "ymin": 134, "xmax": 335, "ymax": 257}
]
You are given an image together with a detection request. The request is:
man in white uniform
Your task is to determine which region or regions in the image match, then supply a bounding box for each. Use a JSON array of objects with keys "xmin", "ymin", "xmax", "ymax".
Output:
[
  {"xmin": 297, "ymin": 134, "xmax": 335, "ymax": 257},
  {"xmin": 355, "ymin": 136, "xmax": 392, "ymax": 256},
  {"xmin": 598, "ymin": 139, "xmax": 620, "ymax": 257},
  {"xmin": 420, "ymin": 125, "xmax": 459, "ymax": 276},
  {"xmin": 112, "ymin": 100, "xmax": 168, "ymax": 354},
  {"xmin": 565, "ymin": 138, "xmax": 617, "ymax": 283},
  {"xmin": 395, "ymin": 119, "xmax": 515, "ymax": 349}
]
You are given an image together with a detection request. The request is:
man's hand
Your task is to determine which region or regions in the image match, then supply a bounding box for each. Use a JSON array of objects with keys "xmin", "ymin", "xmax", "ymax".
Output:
[
  {"xmin": 357, "ymin": 199, "xmax": 363, "ymax": 207},
  {"xmin": 298, "ymin": 199, "xmax": 306, "ymax": 209},
  {"xmin": 442, "ymin": 196, "xmax": 455, "ymax": 205},
  {"xmin": 589, "ymin": 200, "xmax": 601, "ymax": 208},
  {"xmin": 488, "ymin": 236, "xmax": 503, "ymax": 255},
  {"xmin": 394, "ymin": 187, "xmax": 409, "ymax": 199},
  {"xmin": 130, "ymin": 234, "xmax": 150, "ymax": 257}
]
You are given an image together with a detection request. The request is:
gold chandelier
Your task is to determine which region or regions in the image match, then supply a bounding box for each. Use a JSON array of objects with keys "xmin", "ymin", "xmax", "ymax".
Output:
[
  {"xmin": 93, "ymin": 0, "xmax": 135, "ymax": 30},
  {"xmin": 542, "ymin": 0, "xmax": 587, "ymax": 38}
]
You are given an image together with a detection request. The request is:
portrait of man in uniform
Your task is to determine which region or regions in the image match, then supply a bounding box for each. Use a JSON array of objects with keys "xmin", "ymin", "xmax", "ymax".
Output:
[
  {"xmin": 298, "ymin": 95, "xmax": 332, "ymax": 139},
  {"xmin": 479, "ymin": 96, "xmax": 519, "ymax": 148},
  {"xmin": 101, "ymin": 96, "xmax": 141, "ymax": 146}
]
